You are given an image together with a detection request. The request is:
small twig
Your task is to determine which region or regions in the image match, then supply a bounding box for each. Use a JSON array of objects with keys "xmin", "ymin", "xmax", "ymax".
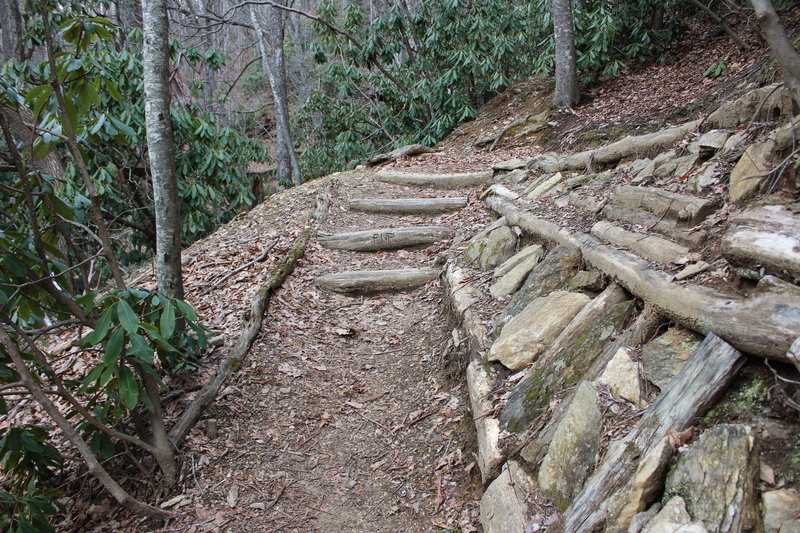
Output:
[
  {"xmin": 199, "ymin": 239, "xmax": 279, "ymax": 296},
  {"xmin": 360, "ymin": 413, "xmax": 390, "ymax": 431},
  {"xmin": 646, "ymin": 199, "xmax": 676, "ymax": 231},
  {"xmin": 265, "ymin": 484, "xmax": 286, "ymax": 510},
  {"xmin": 434, "ymin": 472, "xmax": 444, "ymax": 513},
  {"xmin": 403, "ymin": 409, "xmax": 436, "ymax": 429}
]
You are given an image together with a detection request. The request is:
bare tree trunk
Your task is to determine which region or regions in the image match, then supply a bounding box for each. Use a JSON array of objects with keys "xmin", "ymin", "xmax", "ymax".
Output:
[
  {"xmin": 142, "ymin": 0, "xmax": 184, "ymax": 299},
  {"xmin": 117, "ymin": 0, "xmax": 142, "ymax": 31},
  {"xmin": 0, "ymin": 0, "xmax": 25, "ymax": 64},
  {"xmin": 551, "ymin": 0, "xmax": 579, "ymax": 108},
  {"xmin": 751, "ymin": 0, "xmax": 800, "ymax": 109},
  {"xmin": 250, "ymin": 6, "xmax": 302, "ymax": 186}
]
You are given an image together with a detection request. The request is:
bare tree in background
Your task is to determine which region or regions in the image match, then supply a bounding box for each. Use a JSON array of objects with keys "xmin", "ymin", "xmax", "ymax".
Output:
[
  {"xmin": 551, "ymin": 0, "xmax": 579, "ymax": 108},
  {"xmin": 250, "ymin": 4, "xmax": 302, "ymax": 187}
]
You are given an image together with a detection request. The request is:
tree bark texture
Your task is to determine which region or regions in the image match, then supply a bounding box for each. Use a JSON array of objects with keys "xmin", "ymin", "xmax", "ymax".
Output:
[
  {"xmin": 751, "ymin": 0, "xmax": 800, "ymax": 109},
  {"xmin": 251, "ymin": 6, "xmax": 302, "ymax": 186},
  {"xmin": 143, "ymin": 0, "xmax": 184, "ymax": 299},
  {"xmin": 0, "ymin": 0, "xmax": 25, "ymax": 64},
  {"xmin": 551, "ymin": 0, "xmax": 579, "ymax": 107}
]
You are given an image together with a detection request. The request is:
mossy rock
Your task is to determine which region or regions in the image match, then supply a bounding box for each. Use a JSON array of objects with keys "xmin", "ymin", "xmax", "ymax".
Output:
[
  {"xmin": 501, "ymin": 300, "xmax": 634, "ymax": 433},
  {"xmin": 505, "ymin": 245, "xmax": 582, "ymax": 319}
]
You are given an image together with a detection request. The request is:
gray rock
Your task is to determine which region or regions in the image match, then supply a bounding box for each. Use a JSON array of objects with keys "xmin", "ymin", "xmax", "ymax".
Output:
[
  {"xmin": 696, "ymin": 130, "xmax": 730, "ymax": 155},
  {"xmin": 501, "ymin": 299, "xmax": 634, "ymax": 432},
  {"xmin": 781, "ymin": 521, "xmax": 800, "ymax": 533},
  {"xmin": 495, "ymin": 244, "xmax": 545, "ymax": 278},
  {"xmin": 480, "ymin": 460, "xmax": 535, "ymax": 533},
  {"xmin": 503, "ymin": 168, "xmax": 533, "ymax": 183},
  {"xmin": 566, "ymin": 174, "xmax": 592, "ymax": 189},
  {"xmin": 494, "ymin": 158, "xmax": 528, "ymax": 171},
  {"xmin": 506, "ymin": 245, "xmax": 582, "ymax": 318},
  {"xmin": 687, "ymin": 161, "xmax": 721, "ymax": 193},
  {"xmin": 642, "ymin": 327, "xmax": 703, "ymax": 390},
  {"xmin": 538, "ymin": 381, "xmax": 602, "ymax": 509},
  {"xmin": 528, "ymin": 153, "xmax": 561, "ymax": 173},
  {"xmin": 665, "ymin": 424, "xmax": 761, "ymax": 533},
  {"xmin": 568, "ymin": 270, "xmax": 606, "ymax": 292},
  {"xmin": 480, "ymin": 226, "xmax": 518, "ymax": 270},
  {"xmin": 489, "ymin": 291, "xmax": 591, "ymax": 371},
  {"xmin": 763, "ymin": 489, "xmax": 800, "ymax": 533},
  {"xmin": 466, "ymin": 360, "xmax": 504, "ymax": 482},
  {"xmin": 707, "ymin": 84, "xmax": 794, "ymax": 129},
  {"xmin": 719, "ymin": 131, "xmax": 749, "ymax": 158},
  {"xmin": 490, "ymin": 247, "xmax": 545, "ymax": 298},
  {"xmin": 654, "ymin": 154, "xmax": 699, "ymax": 179},
  {"xmin": 598, "ymin": 347, "xmax": 641, "ymax": 403},
  {"xmin": 729, "ymin": 140, "xmax": 773, "ymax": 204},
  {"xmin": 527, "ymin": 172, "xmax": 564, "ymax": 198},
  {"xmin": 642, "ymin": 496, "xmax": 708, "ymax": 533},
  {"xmin": 630, "ymin": 504, "xmax": 662, "ymax": 533}
]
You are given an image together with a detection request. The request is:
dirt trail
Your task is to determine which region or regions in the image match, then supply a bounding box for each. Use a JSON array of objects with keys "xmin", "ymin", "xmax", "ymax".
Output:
[{"xmin": 149, "ymin": 171, "xmax": 494, "ymax": 533}]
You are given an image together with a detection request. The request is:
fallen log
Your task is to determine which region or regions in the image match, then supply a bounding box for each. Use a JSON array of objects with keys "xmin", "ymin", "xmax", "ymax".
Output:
[
  {"xmin": 563, "ymin": 334, "xmax": 744, "ymax": 533},
  {"xmin": 366, "ymin": 143, "xmax": 438, "ymax": 167},
  {"xmin": 486, "ymin": 197, "xmax": 800, "ymax": 361},
  {"xmin": 376, "ymin": 170, "xmax": 492, "ymax": 189},
  {"xmin": 318, "ymin": 226, "xmax": 453, "ymax": 251},
  {"xmin": 722, "ymin": 205, "xmax": 800, "ymax": 282},
  {"xmin": 601, "ymin": 204, "xmax": 707, "ymax": 248},
  {"xmin": 169, "ymin": 189, "xmax": 331, "ymax": 445},
  {"xmin": 349, "ymin": 197, "xmax": 468, "ymax": 214},
  {"xmin": 609, "ymin": 185, "xmax": 717, "ymax": 226},
  {"xmin": 316, "ymin": 267, "xmax": 440, "ymax": 294}
]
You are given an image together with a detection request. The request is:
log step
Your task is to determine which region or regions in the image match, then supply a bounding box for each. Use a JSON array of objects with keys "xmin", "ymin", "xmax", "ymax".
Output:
[
  {"xmin": 376, "ymin": 170, "xmax": 492, "ymax": 189},
  {"xmin": 609, "ymin": 185, "xmax": 717, "ymax": 226},
  {"xmin": 349, "ymin": 197, "xmax": 468, "ymax": 214},
  {"xmin": 590, "ymin": 221, "xmax": 692, "ymax": 264},
  {"xmin": 316, "ymin": 268, "xmax": 440, "ymax": 294},
  {"xmin": 318, "ymin": 226, "xmax": 453, "ymax": 251}
]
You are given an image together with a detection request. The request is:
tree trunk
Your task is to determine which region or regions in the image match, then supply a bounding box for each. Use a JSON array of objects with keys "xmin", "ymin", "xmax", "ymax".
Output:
[
  {"xmin": 0, "ymin": 0, "xmax": 25, "ymax": 64},
  {"xmin": 751, "ymin": 0, "xmax": 800, "ymax": 109},
  {"xmin": 551, "ymin": 0, "xmax": 579, "ymax": 108},
  {"xmin": 142, "ymin": 0, "xmax": 184, "ymax": 299},
  {"xmin": 250, "ymin": 6, "xmax": 302, "ymax": 187}
]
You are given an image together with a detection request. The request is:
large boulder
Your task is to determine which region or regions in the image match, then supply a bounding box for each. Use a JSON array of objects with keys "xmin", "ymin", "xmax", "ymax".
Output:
[
  {"xmin": 664, "ymin": 424, "xmax": 761, "ymax": 533},
  {"xmin": 489, "ymin": 291, "xmax": 591, "ymax": 370},
  {"xmin": 729, "ymin": 140, "xmax": 774, "ymax": 204},
  {"xmin": 479, "ymin": 226, "xmax": 518, "ymax": 270},
  {"xmin": 538, "ymin": 381, "xmax": 602, "ymax": 510}
]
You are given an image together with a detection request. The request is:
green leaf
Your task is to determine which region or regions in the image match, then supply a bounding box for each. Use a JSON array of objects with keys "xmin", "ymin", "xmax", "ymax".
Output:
[
  {"xmin": 81, "ymin": 308, "xmax": 113, "ymax": 346},
  {"xmin": 128, "ymin": 333, "xmax": 154, "ymax": 364},
  {"xmin": 160, "ymin": 302, "xmax": 176, "ymax": 338},
  {"xmin": 174, "ymin": 299, "xmax": 197, "ymax": 321},
  {"xmin": 103, "ymin": 329, "xmax": 124, "ymax": 365},
  {"xmin": 116, "ymin": 299, "xmax": 138, "ymax": 334},
  {"xmin": 117, "ymin": 366, "xmax": 138, "ymax": 409}
]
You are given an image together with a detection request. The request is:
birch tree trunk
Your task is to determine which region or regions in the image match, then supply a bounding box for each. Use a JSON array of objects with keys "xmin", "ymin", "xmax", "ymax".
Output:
[
  {"xmin": 551, "ymin": 0, "xmax": 579, "ymax": 108},
  {"xmin": 250, "ymin": 6, "xmax": 302, "ymax": 187},
  {"xmin": 142, "ymin": 0, "xmax": 184, "ymax": 299},
  {"xmin": 751, "ymin": 0, "xmax": 800, "ymax": 109}
]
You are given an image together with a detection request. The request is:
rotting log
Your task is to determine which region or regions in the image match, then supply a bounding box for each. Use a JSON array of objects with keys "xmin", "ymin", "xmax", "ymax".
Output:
[
  {"xmin": 318, "ymin": 226, "xmax": 453, "ymax": 251},
  {"xmin": 591, "ymin": 221, "xmax": 692, "ymax": 264},
  {"xmin": 563, "ymin": 334, "xmax": 744, "ymax": 533},
  {"xmin": 376, "ymin": 169, "xmax": 493, "ymax": 189},
  {"xmin": 349, "ymin": 197, "xmax": 468, "ymax": 214},
  {"xmin": 366, "ymin": 143, "xmax": 438, "ymax": 167},
  {"xmin": 486, "ymin": 197, "xmax": 800, "ymax": 361},
  {"xmin": 316, "ymin": 267, "xmax": 440, "ymax": 294},
  {"xmin": 722, "ymin": 205, "xmax": 800, "ymax": 282},
  {"xmin": 169, "ymin": 189, "xmax": 332, "ymax": 445}
]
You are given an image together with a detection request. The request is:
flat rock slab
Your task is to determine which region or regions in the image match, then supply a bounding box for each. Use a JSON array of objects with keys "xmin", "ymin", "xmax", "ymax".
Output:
[
  {"xmin": 349, "ymin": 197, "xmax": 467, "ymax": 214},
  {"xmin": 489, "ymin": 291, "xmax": 591, "ymax": 371},
  {"xmin": 316, "ymin": 268, "xmax": 440, "ymax": 294},
  {"xmin": 480, "ymin": 460, "xmax": 535, "ymax": 533},
  {"xmin": 610, "ymin": 185, "xmax": 717, "ymax": 226},
  {"xmin": 318, "ymin": 226, "xmax": 453, "ymax": 251},
  {"xmin": 376, "ymin": 170, "xmax": 492, "ymax": 189},
  {"xmin": 722, "ymin": 205, "xmax": 800, "ymax": 282},
  {"xmin": 591, "ymin": 221, "xmax": 691, "ymax": 264},
  {"xmin": 642, "ymin": 327, "xmax": 703, "ymax": 390}
]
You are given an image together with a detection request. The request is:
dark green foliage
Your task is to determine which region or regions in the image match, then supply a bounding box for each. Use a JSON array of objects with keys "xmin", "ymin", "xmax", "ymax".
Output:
[{"xmin": 296, "ymin": 0, "xmax": 686, "ymax": 177}]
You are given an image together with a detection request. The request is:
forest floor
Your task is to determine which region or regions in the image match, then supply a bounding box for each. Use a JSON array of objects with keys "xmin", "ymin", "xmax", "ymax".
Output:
[{"xmin": 52, "ymin": 12, "xmax": 798, "ymax": 533}]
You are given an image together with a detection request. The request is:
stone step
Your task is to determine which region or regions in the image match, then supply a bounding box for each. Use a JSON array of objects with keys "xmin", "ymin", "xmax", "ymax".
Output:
[
  {"xmin": 318, "ymin": 226, "xmax": 453, "ymax": 252},
  {"xmin": 376, "ymin": 169, "xmax": 492, "ymax": 189},
  {"xmin": 590, "ymin": 221, "xmax": 694, "ymax": 265},
  {"xmin": 315, "ymin": 267, "xmax": 440, "ymax": 294},
  {"xmin": 349, "ymin": 197, "xmax": 467, "ymax": 214},
  {"xmin": 601, "ymin": 204, "xmax": 707, "ymax": 249}
]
